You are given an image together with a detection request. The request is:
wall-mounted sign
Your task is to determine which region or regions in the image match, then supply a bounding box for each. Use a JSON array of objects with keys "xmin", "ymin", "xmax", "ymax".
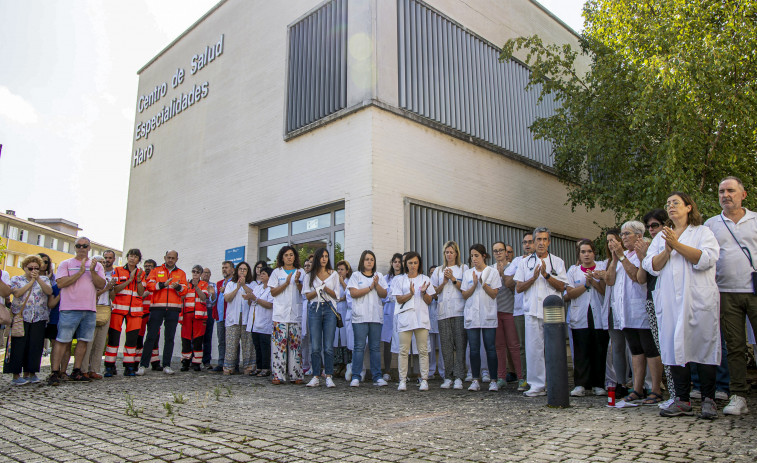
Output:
[{"xmin": 225, "ymin": 246, "xmax": 245, "ymax": 265}]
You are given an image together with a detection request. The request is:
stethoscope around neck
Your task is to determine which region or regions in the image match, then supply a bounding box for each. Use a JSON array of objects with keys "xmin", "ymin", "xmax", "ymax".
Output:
[{"xmin": 526, "ymin": 252, "xmax": 558, "ymax": 276}]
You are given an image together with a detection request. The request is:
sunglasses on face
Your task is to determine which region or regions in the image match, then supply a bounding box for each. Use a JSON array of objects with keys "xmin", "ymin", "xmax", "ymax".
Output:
[
  {"xmin": 191, "ymin": 270, "xmax": 201, "ymax": 274},
  {"xmin": 27, "ymin": 266, "xmax": 40, "ymax": 271},
  {"xmin": 75, "ymin": 244, "xmax": 89, "ymax": 249},
  {"xmin": 646, "ymin": 223, "xmax": 661, "ymax": 230}
]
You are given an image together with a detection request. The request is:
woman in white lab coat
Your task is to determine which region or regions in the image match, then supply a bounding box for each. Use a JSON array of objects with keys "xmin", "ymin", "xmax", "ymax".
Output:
[
  {"xmin": 431, "ymin": 241, "xmax": 467, "ymax": 390},
  {"xmin": 392, "ymin": 251, "xmax": 436, "ymax": 392},
  {"xmin": 381, "ymin": 253, "xmax": 404, "ymax": 381},
  {"xmin": 245, "ymin": 267, "xmax": 274, "ymax": 376},
  {"xmin": 564, "ymin": 239, "xmax": 608, "ymax": 397},
  {"xmin": 267, "ymin": 246, "xmax": 304, "ymax": 384},
  {"xmin": 643, "ymin": 192, "xmax": 721, "ymax": 419},
  {"xmin": 607, "ymin": 220, "xmax": 663, "ymax": 405},
  {"xmin": 460, "ymin": 244, "xmax": 501, "ymax": 392}
]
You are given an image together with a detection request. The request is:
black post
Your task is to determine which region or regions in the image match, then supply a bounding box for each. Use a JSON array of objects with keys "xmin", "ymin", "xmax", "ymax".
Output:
[{"xmin": 543, "ymin": 294, "xmax": 569, "ymax": 407}]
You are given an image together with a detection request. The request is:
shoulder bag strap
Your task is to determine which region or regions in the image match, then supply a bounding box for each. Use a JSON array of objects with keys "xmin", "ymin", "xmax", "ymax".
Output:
[{"xmin": 721, "ymin": 214, "xmax": 756, "ymax": 270}]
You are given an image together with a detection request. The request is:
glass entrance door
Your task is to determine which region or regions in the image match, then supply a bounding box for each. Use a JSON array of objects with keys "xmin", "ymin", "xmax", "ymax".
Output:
[{"xmin": 292, "ymin": 234, "xmax": 330, "ymax": 266}]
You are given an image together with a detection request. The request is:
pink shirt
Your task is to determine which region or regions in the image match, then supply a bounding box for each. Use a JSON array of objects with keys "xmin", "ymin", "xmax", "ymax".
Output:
[{"xmin": 56, "ymin": 257, "xmax": 106, "ymax": 311}]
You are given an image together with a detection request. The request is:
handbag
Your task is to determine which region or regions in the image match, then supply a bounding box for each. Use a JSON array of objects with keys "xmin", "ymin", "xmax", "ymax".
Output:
[
  {"xmin": 10, "ymin": 289, "xmax": 32, "ymax": 338},
  {"xmin": 0, "ymin": 302, "xmax": 11, "ymax": 325},
  {"xmin": 326, "ymin": 301, "xmax": 344, "ymax": 329},
  {"xmin": 95, "ymin": 304, "xmax": 112, "ymax": 327}
]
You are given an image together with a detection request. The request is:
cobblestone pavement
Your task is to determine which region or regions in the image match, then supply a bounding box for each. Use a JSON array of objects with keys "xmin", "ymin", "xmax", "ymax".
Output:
[{"xmin": 1, "ymin": 367, "xmax": 756, "ymax": 463}]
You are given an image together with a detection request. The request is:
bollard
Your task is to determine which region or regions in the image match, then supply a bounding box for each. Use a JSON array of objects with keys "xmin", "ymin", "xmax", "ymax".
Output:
[{"xmin": 543, "ymin": 294, "xmax": 570, "ymax": 408}]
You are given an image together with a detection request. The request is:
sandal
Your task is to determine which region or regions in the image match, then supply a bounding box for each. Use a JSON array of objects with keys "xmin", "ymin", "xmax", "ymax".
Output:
[
  {"xmin": 642, "ymin": 392, "xmax": 664, "ymax": 405},
  {"xmin": 622, "ymin": 390, "xmax": 644, "ymax": 403},
  {"xmin": 271, "ymin": 379, "xmax": 281, "ymax": 385}
]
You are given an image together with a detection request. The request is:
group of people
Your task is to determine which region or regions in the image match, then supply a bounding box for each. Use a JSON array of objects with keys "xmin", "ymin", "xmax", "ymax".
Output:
[{"xmin": 1, "ymin": 177, "xmax": 755, "ymax": 421}]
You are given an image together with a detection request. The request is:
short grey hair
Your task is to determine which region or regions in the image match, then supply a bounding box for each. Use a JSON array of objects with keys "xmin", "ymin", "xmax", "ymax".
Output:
[
  {"xmin": 621, "ymin": 220, "xmax": 645, "ymax": 236},
  {"xmin": 533, "ymin": 227, "xmax": 551, "ymax": 239}
]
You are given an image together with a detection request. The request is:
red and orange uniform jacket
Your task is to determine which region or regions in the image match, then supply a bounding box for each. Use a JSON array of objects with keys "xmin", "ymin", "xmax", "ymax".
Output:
[
  {"xmin": 111, "ymin": 266, "xmax": 146, "ymax": 316},
  {"xmin": 146, "ymin": 265, "xmax": 188, "ymax": 310}
]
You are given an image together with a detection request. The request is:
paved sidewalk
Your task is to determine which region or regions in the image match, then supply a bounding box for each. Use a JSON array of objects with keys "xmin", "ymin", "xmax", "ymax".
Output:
[{"xmin": 0, "ymin": 369, "xmax": 755, "ymax": 463}]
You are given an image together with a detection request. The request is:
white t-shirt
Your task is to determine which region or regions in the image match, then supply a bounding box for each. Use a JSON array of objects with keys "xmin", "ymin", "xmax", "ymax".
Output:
[
  {"xmin": 461, "ymin": 266, "xmax": 502, "ymax": 329},
  {"xmin": 247, "ymin": 284, "xmax": 274, "ymax": 334},
  {"xmin": 224, "ymin": 281, "xmax": 254, "ymax": 327},
  {"xmin": 430, "ymin": 265, "xmax": 467, "ymax": 319},
  {"xmin": 391, "ymin": 274, "xmax": 436, "ymax": 332},
  {"xmin": 566, "ymin": 261, "xmax": 608, "ymax": 329},
  {"xmin": 504, "ymin": 255, "xmax": 525, "ymax": 316},
  {"xmin": 514, "ymin": 253, "xmax": 568, "ymax": 319},
  {"xmin": 96, "ymin": 269, "xmax": 114, "ymax": 306},
  {"xmin": 301, "ymin": 271, "xmax": 339, "ymax": 304},
  {"xmin": 267, "ymin": 268, "xmax": 302, "ymax": 324},
  {"xmin": 347, "ymin": 271, "xmax": 387, "ymax": 324}
]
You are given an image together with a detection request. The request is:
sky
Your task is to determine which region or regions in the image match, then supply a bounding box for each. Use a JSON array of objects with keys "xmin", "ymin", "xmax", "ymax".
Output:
[{"xmin": 0, "ymin": 0, "xmax": 585, "ymax": 250}]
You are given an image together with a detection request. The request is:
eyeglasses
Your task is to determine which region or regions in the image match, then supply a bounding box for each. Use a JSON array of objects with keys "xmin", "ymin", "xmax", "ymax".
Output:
[
  {"xmin": 521, "ymin": 240, "xmax": 533, "ymax": 245},
  {"xmin": 27, "ymin": 266, "xmax": 40, "ymax": 271},
  {"xmin": 191, "ymin": 270, "xmax": 201, "ymax": 274},
  {"xmin": 75, "ymin": 244, "xmax": 89, "ymax": 249},
  {"xmin": 619, "ymin": 232, "xmax": 633, "ymax": 237},
  {"xmin": 492, "ymin": 249, "xmax": 505, "ymax": 254},
  {"xmin": 646, "ymin": 222, "xmax": 661, "ymax": 230},
  {"xmin": 664, "ymin": 200, "xmax": 683, "ymax": 210}
]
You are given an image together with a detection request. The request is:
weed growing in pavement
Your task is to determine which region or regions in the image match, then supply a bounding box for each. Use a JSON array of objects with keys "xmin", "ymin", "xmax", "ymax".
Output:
[
  {"xmin": 163, "ymin": 402, "xmax": 174, "ymax": 416},
  {"xmin": 224, "ymin": 384, "xmax": 232, "ymax": 397},
  {"xmin": 124, "ymin": 393, "xmax": 143, "ymax": 418},
  {"xmin": 213, "ymin": 385, "xmax": 222, "ymax": 401},
  {"xmin": 172, "ymin": 392, "xmax": 186, "ymax": 404},
  {"xmin": 196, "ymin": 425, "xmax": 212, "ymax": 434}
]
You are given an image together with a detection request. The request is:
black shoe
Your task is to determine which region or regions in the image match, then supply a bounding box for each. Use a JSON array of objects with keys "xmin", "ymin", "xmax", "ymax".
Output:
[
  {"xmin": 180, "ymin": 360, "xmax": 190, "ymax": 372},
  {"xmin": 123, "ymin": 365, "xmax": 136, "ymax": 377},
  {"xmin": 103, "ymin": 366, "xmax": 117, "ymax": 378},
  {"xmin": 47, "ymin": 372, "xmax": 60, "ymax": 387},
  {"xmin": 203, "ymin": 363, "xmax": 213, "ymax": 370},
  {"xmin": 70, "ymin": 369, "xmax": 91, "ymax": 382},
  {"xmin": 151, "ymin": 362, "xmax": 163, "ymax": 372},
  {"xmin": 505, "ymin": 372, "xmax": 518, "ymax": 383},
  {"xmin": 213, "ymin": 366, "xmax": 223, "ymax": 372},
  {"xmin": 193, "ymin": 364, "xmax": 202, "ymax": 372}
]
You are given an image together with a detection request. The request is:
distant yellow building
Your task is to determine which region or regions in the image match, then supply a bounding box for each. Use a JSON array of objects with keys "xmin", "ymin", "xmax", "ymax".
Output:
[{"xmin": 0, "ymin": 210, "xmax": 122, "ymax": 278}]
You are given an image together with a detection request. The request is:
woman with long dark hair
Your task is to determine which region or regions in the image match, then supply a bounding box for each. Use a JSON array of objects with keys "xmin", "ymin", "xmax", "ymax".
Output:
[
  {"xmin": 302, "ymin": 248, "xmax": 339, "ymax": 387},
  {"xmin": 245, "ymin": 267, "xmax": 274, "ymax": 376},
  {"xmin": 268, "ymin": 246, "xmax": 304, "ymax": 384},
  {"xmin": 223, "ymin": 261, "xmax": 254, "ymax": 375},
  {"xmin": 380, "ymin": 253, "xmax": 404, "ymax": 381},
  {"xmin": 348, "ymin": 250, "xmax": 388, "ymax": 386}
]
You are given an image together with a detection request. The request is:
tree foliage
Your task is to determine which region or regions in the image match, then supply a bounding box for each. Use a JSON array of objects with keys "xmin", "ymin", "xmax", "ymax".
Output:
[{"xmin": 501, "ymin": 0, "xmax": 757, "ymax": 221}]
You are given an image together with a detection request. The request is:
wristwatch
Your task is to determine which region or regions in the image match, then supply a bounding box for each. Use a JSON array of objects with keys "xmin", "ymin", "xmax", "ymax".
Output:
[
  {"xmin": 545, "ymin": 273, "xmax": 551, "ymax": 280},
  {"xmin": 619, "ymin": 256, "xmax": 626, "ymax": 262}
]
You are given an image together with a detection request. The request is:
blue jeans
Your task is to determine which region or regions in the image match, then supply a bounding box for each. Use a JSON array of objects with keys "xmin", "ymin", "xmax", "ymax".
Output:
[
  {"xmin": 216, "ymin": 321, "xmax": 227, "ymax": 367},
  {"xmin": 139, "ymin": 308, "xmax": 179, "ymax": 367},
  {"xmin": 308, "ymin": 301, "xmax": 337, "ymax": 376},
  {"xmin": 352, "ymin": 322, "xmax": 382, "ymax": 381},
  {"xmin": 467, "ymin": 327, "xmax": 498, "ymax": 380},
  {"xmin": 692, "ymin": 331, "xmax": 729, "ymax": 393},
  {"xmin": 202, "ymin": 316, "xmax": 214, "ymax": 365}
]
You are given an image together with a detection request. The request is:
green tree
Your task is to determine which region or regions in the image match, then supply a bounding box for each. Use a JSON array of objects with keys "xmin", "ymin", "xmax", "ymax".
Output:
[{"xmin": 501, "ymin": 0, "xmax": 757, "ymax": 221}]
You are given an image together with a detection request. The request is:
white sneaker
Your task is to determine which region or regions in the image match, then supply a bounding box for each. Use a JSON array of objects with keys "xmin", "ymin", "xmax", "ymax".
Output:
[
  {"xmin": 374, "ymin": 378, "xmax": 388, "ymax": 387},
  {"xmin": 398, "ymin": 380, "xmax": 407, "ymax": 391},
  {"xmin": 350, "ymin": 378, "xmax": 360, "ymax": 387},
  {"xmin": 163, "ymin": 367, "xmax": 174, "ymax": 375},
  {"xmin": 482, "ymin": 372, "xmax": 491, "ymax": 383},
  {"xmin": 523, "ymin": 387, "xmax": 546, "ymax": 397},
  {"xmin": 419, "ymin": 380, "xmax": 429, "ymax": 391},
  {"xmin": 344, "ymin": 364, "xmax": 352, "ymax": 382},
  {"xmin": 382, "ymin": 373, "xmax": 391, "ymax": 382},
  {"xmin": 690, "ymin": 389, "xmax": 702, "ymax": 399},
  {"xmin": 723, "ymin": 395, "xmax": 748, "ymax": 415},
  {"xmin": 468, "ymin": 380, "xmax": 480, "ymax": 391},
  {"xmin": 488, "ymin": 381, "xmax": 499, "ymax": 392},
  {"xmin": 135, "ymin": 366, "xmax": 145, "ymax": 376},
  {"xmin": 592, "ymin": 387, "xmax": 607, "ymax": 396},
  {"xmin": 570, "ymin": 386, "xmax": 586, "ymax": 397},
  {"xmin": 658, "ymin": 397, "xmax": 675, "ymax": 409},
  {"xmin": 453, "ymin": 378, "xmax": 463, "ymax": 390},
  {"xmin": 306, "ymin": 377, "xmax": 320, "ymax": 387},
  {"xmin": 440, "ymin": 379, "xmax": 453, "ymax": 389},
  {"xmin": 715, "ymin": 390, "xmax": 729, "ymax": 401},
  {"xmin": 325, "ymin": 377, "xmax": 336, "ymax": 388},
  {"xmin": 464, "ymin": 373, "xmax": 473, "ymax": 382}
]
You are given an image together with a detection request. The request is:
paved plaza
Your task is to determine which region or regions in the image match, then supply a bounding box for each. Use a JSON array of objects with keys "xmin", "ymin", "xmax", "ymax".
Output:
[{"xmin": 1, "ymin": 365, "xmax": 756, "ymax": 463}]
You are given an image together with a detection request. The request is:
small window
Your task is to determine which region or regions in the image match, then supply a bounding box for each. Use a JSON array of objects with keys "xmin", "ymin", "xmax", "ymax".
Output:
[
  {"xmin": 37, "ymin": 234, "xmax": 45, "ymax": 246},
  {"xmin": 8, "ymin": 226, "xmax": 18, "ymax": 241},
  {"xmin": 6, "ymin": 255, "xmax": 13, "ymax": 266},
  {"xmin": 17, "ymin": 255, "xmax": 24, "ymax": 268},
  {"xmin": 51, "ymin": 238, "xmax": 59, "ymax": 250},
  {"xmin": 18, "ymin": 229, "xmax": 28, "ymax": 243},
  {"xmin": 0, "ymin": 223, "xmax": 4, "ymax": 236},
  {"xmin": 260, "ymin": 223, "xmax": 288, "ymax": 241},
  {"xmin": 63, "ymin": 242, "xmax": 70, "ymax": 253},
  {"xmin": 334, "ymin": 209, "xmax": 345, "ymax": 225}
]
